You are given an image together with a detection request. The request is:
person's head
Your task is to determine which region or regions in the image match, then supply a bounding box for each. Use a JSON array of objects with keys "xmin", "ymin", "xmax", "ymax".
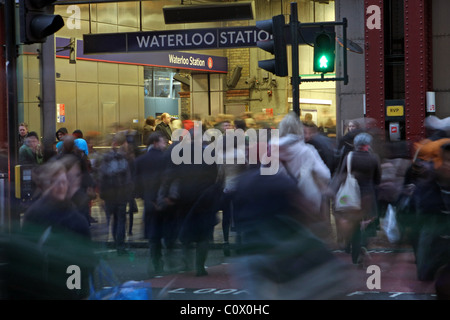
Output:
[
  {"xmin": 303, "ymin": 122, "xmax": 319, "ymax": 142},
  {"xmin": 220, "ymin": 120, "xmax": 233, "ymax": 132},
  {"xmin": 72, "ymin": 129, "xmax": 83, "ymax": 139},
  {"xmin": 62, "ymin": 135, "xmax": 76, "ymax": 153},
  {"xmin": 56, "ymin": 127, "xmax": 68, "ymax": 141},
  {"xmin": 25, "ymin": 132, "xmax": 40, "ymax": 151},
  {"xmin": 304, "ymin": 113, "xmax": 313, "ymax": 123},
  {"xmin": 36, "ymin": 160, "xmax": 68, "ymax": 201},
  {"xmin": 145, "ymin": 116, "xmax": 155, "ymax": 126},
  {"xmin": 347, "ymin": 120, "xmax": 360, "ymax": 133},
  {"xmin": 112, "ymin": 131, "xmax": 128, "ymax": 149},
  {"xmin": 19, "ymin": 123, "xmax": 29, "ymax": 137},
  {"xmin": 278, "ymin": 112, "xmax": 304, "ymax": 139},
  {"xmin": 161, "ymin": 113, "xmax": 171, "ymax": 124},
  {"xmin": 147, "ymin": 131, "xmax": 167, "ymax": 150},
  {"xmin": 234, "ymin": 119, "xmax": 247, "ymax": 131},
  {"xmin": 353, "ymin": 132, "xmax": 373, "ymax": 151}
]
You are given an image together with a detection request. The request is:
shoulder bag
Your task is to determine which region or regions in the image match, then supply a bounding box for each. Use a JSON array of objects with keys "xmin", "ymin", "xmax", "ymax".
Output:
[{"xmin": 335, "ymin": 152, "xmax": 361, "ymax": 211}]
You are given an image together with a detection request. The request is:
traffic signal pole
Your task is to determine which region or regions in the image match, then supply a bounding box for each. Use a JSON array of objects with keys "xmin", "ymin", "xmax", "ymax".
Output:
[
  {"xmin": 41, "ymin": 38, "xmax": 57, "ymax": 143},
  {"xmin": 290, "ymin": 2, "xmax": 300, "ymax": 117},
  {"xmin": 5, "ymin": 0, "xmax": 19, "ymax": 231}
]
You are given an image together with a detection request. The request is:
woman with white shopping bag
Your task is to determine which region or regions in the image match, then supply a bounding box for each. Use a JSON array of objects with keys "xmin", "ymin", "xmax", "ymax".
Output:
[{"xmin": 333, "ymin": 132, "xmax": 381, "ymax": 265}]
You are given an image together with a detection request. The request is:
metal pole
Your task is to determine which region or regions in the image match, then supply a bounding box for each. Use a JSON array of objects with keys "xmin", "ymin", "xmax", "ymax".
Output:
[
  {"xmin": 342, "ymin": 18, "xmax": 348, "ymax": 85},
  {"xmin": 290, "ymin": 2, "xmax": 300, "ymax": 117},
  {"xmin": 41, "ymin": 37, "xmax": 57, "ymax": 142},
  {"xmin": 5, "ymin": 0, "xmax": 19, "ymax": 231}
]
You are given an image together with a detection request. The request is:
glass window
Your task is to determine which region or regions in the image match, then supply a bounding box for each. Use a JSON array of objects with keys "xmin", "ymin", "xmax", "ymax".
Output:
[{"xmin": 144, "ymin": 67, "xmax": 184, "ymax": 99}]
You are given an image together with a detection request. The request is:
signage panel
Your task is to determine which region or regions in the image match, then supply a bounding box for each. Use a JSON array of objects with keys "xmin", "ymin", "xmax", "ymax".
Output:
[
  {"xmin": 82, "ymin": 25, "xmax": 334, "ymax": 54},
  {"xmin": 386, "ymin": 105, "xmax": 404, "ymax": 117},
  {"xmin": 56, "ymin": 37, "xmax": 228, "ymax": 73},
  {"xmin": 84, "ymin": 26, "xmax": 272, "ymax": 54}
]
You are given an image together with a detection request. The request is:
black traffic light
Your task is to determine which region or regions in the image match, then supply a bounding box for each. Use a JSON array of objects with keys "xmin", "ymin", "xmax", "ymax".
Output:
[
  {"xmin": 313, "ymin": 30, "xmax": 336, "ymax": 73},
  {"xmin": 256, "ymin": 15, "xmax": 288, "ymax": 77},
  {"xmin": 19, "ymin": 0, "xmax": 65, "ymax": 44}
]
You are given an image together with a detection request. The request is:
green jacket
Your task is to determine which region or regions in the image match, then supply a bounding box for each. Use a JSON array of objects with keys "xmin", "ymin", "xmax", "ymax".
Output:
[{"xmin": 19, "ymin": 145, "xmax": 43, "ymax": 165}]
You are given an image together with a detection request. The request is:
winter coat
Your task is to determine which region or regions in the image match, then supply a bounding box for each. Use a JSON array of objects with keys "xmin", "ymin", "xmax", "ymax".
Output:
[
  {"xmin": 98, "ymin": 149, "xmax": 133, "ymax": 203},
  {"xmin": 8, "ymin": 194, "xmax": 97, "ymax": 299},
  {"xmin": 155, "ymin": 122, "xmax": 172, "ymax": 142},
  {"xmin": 340, "ymin": 150, "xmax": 381, "ymax": 219},
  {"xmin": 270, "ymin": 134, "xmax": 331, "ymax": 214}
]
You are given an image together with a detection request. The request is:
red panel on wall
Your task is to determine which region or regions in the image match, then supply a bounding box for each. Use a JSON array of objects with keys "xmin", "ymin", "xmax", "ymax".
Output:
[
  {"xmin": 364, "ymin": 0, "xmax": 385, "ymax": 131},
  {"xmin": 404, "ymin": 0, "xmax": 432, "ymax": 142}
]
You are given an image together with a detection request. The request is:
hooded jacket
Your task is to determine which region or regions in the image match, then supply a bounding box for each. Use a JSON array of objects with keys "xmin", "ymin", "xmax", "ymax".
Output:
[{"xmin": 267, "ymin": 134, "xmax": 331, "ymax": 214}]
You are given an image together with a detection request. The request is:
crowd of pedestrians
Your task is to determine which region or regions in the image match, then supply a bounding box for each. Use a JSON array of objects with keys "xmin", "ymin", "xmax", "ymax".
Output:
[{"xmin": 2, "ymin": 112, "xmax": 450, "ymax": 299}]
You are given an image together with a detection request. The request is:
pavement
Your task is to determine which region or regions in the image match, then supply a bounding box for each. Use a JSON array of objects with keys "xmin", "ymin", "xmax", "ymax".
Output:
[{"xmin": 87, "ymin": 198, "xmax": 440, "ymax": 300}]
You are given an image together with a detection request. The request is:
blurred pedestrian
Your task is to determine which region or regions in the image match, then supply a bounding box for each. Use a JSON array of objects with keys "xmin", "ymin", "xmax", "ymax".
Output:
[
  {"xmin": 230, "ymin": 167, "xmax": 353, "ymax": 299},
  {"xmin": 216, "ymin": 137, "xmax": 248, "ymax": 257},
  {"xmin": 142, "ymin": 116, "xmax": 156, "ymax": 146},
  {"xmin": 303, "ymin": 121, "xmax": 338, "ymax": 175},
  {"xmin": 333, "ymin": 132, "xmax": 381, "ymax": 265},
  {"xmin": 337, "ymin": 119, "xmax": 363, "ymax": 169},
  {"xmin": 134, "ymin": 131, "xmax": 169, "ymax": 276},
  {"xmin": 5, "ymin": 160, "xmax": 97, "ymax": 299},
  {"xmin": 55, "ymin": 135, "xmax": 97, "ymax": 223},
  {"xmin": 58, "ymin": 154, "xmax": 93, "ymax": 226},
  {"xmin": 72, "ymin": 129, "xmax": 90, "ymax": 157},
  {"xmin": 411, "ymin": 143, "xmax": 450, "ymax": 281},
  {"xmin": 18, "ymin": 122, "xmax": 29, "ymax": 148},
  {"xmin": 18, "ymin": 131, "xmax": 43, "ymax": 165},
  {"xmin": 181, "ymin": 113, "xmax": 195, "ymax": 131},
  {"xmin": 272, "ymin": 112, "xmax": 331, "ymax": 239},
  {"xmin": 55, "ymin": 127, "xmax": 69, "ymax": 154},
  {"xmin": 176, "ymin": 128, "xmax": 220, "ymax": 276},
  {"xmin": 98, "ymin": 132, "xmax": 133, "ymax": 255}
]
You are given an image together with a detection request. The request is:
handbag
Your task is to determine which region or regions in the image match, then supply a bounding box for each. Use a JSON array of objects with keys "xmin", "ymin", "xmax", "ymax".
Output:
[{"xmin": 335, "ymin": 152, "xmax": 361, "ymax": 211}]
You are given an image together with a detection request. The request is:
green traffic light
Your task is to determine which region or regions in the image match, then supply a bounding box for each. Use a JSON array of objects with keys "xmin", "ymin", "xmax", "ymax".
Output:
[
  {"xmin": 313, "ymin": 31, "xmax": 335, "ymax": 73},
  {"xmin": 319, "ymin": 55, "xmax": 328, "ymax": 69}
]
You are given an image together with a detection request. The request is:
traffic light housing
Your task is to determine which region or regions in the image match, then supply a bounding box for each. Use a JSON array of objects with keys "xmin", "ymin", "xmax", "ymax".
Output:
[
  {"xmin": 256, "ymin": 15, "xmax": 288, "ymax": 77},
  {"xmin": 313, "ymin": 31, "xmax": 336, "ymax": 73},
  {"xmin": 19, "ymin": 0, "xmax": 65, "ymax": 44}
]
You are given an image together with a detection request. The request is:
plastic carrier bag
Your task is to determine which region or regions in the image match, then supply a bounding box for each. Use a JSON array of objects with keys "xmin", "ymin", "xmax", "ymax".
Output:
[{"xmin": 381, "ymin": 204, "xmax": 401, "ymax": 243}]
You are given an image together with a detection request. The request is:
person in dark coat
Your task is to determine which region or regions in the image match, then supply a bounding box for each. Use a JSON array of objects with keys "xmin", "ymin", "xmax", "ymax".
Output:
[
  {"xmin": 134, "ymin": 131, "xmax": 169, "ymax": 276},
  {"xmin": 336, "ymin": 119, "xmax": 364, "ymax": 170},
  {"xmin": 98, "ymin": 132, "xmax": 133, "ymax": 255},
  {"xmin": 303, "ymin": 121, "xmax": 337, "ymax": 175},
  {"xmin": 155, "ymin": 112, "xmax": 173, "ymax": 144},
  {"xmin": 333, "ymin": 132, "xmax": 381, "ymax": 264},
  {"xmin": 230, "ymin": 167, "xmax": 353, "ymax": 299},
  {"xmin": 4, "ymin": 160, "xmax": 96, "ymax": 300},
  {"xmin": 142, "ymin": 116, "xmax": 156, "ymax": 146},
  {"xmin": 170, "ymin": 127, "xmax": 219, "ymax": 276}
]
